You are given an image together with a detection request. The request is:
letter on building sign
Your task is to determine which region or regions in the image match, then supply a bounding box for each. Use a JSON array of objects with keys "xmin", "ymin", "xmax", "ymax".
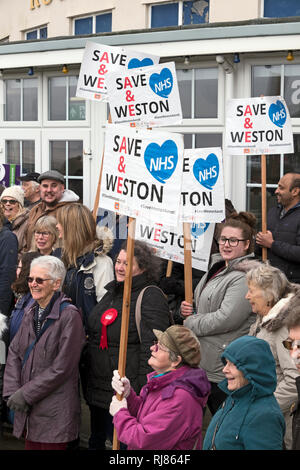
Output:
[
  {"xmin": 30, "ymin": 0, "xmax": 40, "ymax": 9},
  {"xmin": 42, "ymin": 0, "xmax": 52, "ymax": 4}
]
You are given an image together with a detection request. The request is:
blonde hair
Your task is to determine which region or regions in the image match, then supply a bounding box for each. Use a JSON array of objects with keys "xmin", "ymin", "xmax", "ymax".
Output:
[
  {"xmin": 31, "ymin": 215, "xmax": 60, "ymax": 252},
  {"xmin": 56, "ymin": 203, "xmax": 100, "ymax": 268}
]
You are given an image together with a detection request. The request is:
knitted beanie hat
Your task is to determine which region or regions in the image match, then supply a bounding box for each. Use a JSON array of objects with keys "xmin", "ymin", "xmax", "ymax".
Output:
[{"xmin": 0, "ymin": 185, "xmax": 24, "ymax": 207}]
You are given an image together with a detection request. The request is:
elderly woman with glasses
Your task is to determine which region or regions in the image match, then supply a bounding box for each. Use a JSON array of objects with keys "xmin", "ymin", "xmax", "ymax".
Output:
[
  {"xmin": 246, "ymin": 262, "xmax": 300, "ymax": 449},
  {"xmin": 3, "ymin": 255, "xmax": 85, "ymax": 450},
  {"xmin": 180, "ymin": 211, "xmax": 259, "ymax": 415},
  {"xmin": 109, "ymin": 325, "xmax": 211, "ymax": 450}
]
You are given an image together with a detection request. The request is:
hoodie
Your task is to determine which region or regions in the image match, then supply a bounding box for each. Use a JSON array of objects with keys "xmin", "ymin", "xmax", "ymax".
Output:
[
  {"xmin": 113, "ymin": 365, "xmax": 210, "ymax": 450},
  {"xmin": 203, "ymin": 336, "xmax": 285, "ymax": 450}
]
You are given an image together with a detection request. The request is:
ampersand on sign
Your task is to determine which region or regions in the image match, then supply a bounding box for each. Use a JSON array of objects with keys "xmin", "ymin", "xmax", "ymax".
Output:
[
  {"xmin": 126, "ymin": 90, "xmax": 135, "ymax": 102},
  {"xmin": 244, "ymin": 118, "xmax": 253, "ymax": 129},
  {"xmin": 118, "ymin": 156, "xmax": 126, "ymax": 173},
  {"xmin": 98, "ymin": 64, "xmax": 108, "ymax": 75}
]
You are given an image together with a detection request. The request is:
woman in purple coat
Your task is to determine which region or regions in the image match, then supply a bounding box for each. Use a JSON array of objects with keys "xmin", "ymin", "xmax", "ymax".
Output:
[
  {"xmin": 3, "ymin": 255, "xmax": 85, "ymax": 450},
  {"xmin": 109, "ymin": 325, "xmax": 211, "ymax": 450}
]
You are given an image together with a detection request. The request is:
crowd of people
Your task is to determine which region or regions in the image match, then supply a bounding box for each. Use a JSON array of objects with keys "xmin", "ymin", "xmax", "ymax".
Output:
[{"xmin": 0, "ymin": 169, "xmax": 300, "ymax": 451}]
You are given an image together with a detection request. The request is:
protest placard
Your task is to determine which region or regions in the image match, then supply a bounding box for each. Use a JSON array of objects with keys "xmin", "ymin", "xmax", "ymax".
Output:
[
  {"xmin": 0, "ymin": 164, "xmax": 20, "ymax": 187},
  {"xmin": 136, "ymin": 218, "xmax": 215, "ymax": 272},
  {"xmin": 76, "ymin": 42, "xmax": 160, "ymax": 102},
  {"xmin": 224, "ymin": 96, "xmax": 294, "ymax": 155},
  {"xmin": 106, "ymin": 61, "xmax": 182, "ymax": 127},
  {"xmin": 180, "ymin": 147, "xmax": 225, "ymax": 223},
  {"xmin": 99, "ymin": 125, "xmax": 184, "ymax": 226}
]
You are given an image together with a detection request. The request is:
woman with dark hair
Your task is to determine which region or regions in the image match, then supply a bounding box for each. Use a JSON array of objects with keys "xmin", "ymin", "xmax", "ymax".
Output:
[
  {"xmin": 181, "ymin": 211, "xmax": 259, "ymax": 415},
  {"xmin": 84, "ymin": 240, "xmax": 171, "ymax": 450},
  {"xmin": 9, "ymin": 251, "xmax": 41, "ymax": 342}
]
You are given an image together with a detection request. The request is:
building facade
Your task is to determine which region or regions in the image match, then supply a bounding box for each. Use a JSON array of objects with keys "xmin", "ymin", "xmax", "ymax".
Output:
[{"xmin": 0, "ymin": 0, "xmax": 300, "ymax": 225}]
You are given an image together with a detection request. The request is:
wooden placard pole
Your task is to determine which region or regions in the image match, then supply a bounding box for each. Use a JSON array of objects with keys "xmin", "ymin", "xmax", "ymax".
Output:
[
  {"xmin": 92, "ymin": 114, "xmax": 112, "ymax": 221},
  {"xmin": 183, "ymin": 222, "xmax": 193, "ymax": 304},
  {"xmin": 112, "ymin": 216, "xmax": 136, "ymax": 450},
  {"xmin": 261, "ymin": 154, "xmax": 268, "ymax": 261},
  {"xmin": 166, "ymin": 260, "xmax": 173, "ymax": 277}
]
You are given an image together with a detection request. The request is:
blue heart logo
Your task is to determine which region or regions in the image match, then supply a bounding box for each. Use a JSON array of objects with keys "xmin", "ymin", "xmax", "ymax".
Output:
[
  {"xmin": 149, "ymin": 68, "xmax": 173, "ymax": 99},
  {"xmin": 268, "ymin": 100, "xmax": 287, "ymax": 128},
  {"xmin": 128, "ymin": 58, "xmax": 154, "ymax": 69},
  {"xmin": 144, "ymin": 140, "xmax": 178, "ymax": 184},
  {"xmin": 191, "ymin": 222, "xmax": 210, "ymax": 238},
  {"xmin": 193, "ymin": 153, "xmax": 219, "ymax": 190}
]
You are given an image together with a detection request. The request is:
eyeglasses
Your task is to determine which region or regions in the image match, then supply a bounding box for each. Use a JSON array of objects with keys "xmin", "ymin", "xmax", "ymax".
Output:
[
  {"xmin": 282, "ymin": 339, "xmax": 300, "ymax": 351},
  {"xmin": 27, "ymin": 276, "xmax": 52, "ymax": 284},
  {"xmin": 34, "ymin": 231, "xmax": 51, "ymax": 238},
  {"xmin": 152, "ymin": 341, "xmax": 170, "ymax": 353},
  {"xmin": 1, "ymin": 199, "xmax": 18, "ymax": 205},
  {"xmin": 218, "ymin": 236, "xmax": 247, "ymax": 247}
]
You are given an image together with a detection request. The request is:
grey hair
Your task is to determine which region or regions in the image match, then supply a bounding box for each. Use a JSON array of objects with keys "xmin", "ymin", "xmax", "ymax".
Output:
[
  {"xmin": 246, "ymin": 262, "xmax": 294, "ymax": 306},
  {"xmin": 30, "ymin": 255, "xmax": 66, "ymax": 288},
  {"xmin": 30, "ymin": 181, "xmax": 40, "ymax": 190}
]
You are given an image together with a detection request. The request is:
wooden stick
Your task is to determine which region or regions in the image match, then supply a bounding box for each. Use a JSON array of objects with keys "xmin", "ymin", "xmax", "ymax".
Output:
[
  {"xmin": 261, "ymin": 154, "xmax": 267, "ymax": 261},
  {"xmin": 112, "ymin": 217, "xmax": 136, "ymax": 450},
  {"xmin": 183, "ymin": 222, "xmax": 193, "ymax": 304},
  {"xmin": 92, "ymin": 113, "xmax": 112, "ymax": 221},
  {"xmin": 166, "ymin": 260, "xmax": 173, "ymax": 277}
]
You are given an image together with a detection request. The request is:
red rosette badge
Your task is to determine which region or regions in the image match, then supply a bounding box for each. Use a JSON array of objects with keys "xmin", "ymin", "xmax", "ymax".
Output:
[{"xmin": 99, "ymin": 308, "xmax": 118, "ymax": 349}]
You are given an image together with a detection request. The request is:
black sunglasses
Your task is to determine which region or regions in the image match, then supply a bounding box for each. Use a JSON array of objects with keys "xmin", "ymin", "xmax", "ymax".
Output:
[
  {"xmin": 1, "ymin": 199, "xmax": 18, "ymax": 205},
  {"xmin": 27, "ymin": 276, "xmax": 52, "ymax": 285},
  {"xmin": 282, "ymin": 339, "xmax": 300, "ymax": 351}
]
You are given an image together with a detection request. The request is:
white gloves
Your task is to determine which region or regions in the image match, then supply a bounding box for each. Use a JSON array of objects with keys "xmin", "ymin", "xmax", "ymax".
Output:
[
  {"xmin": 109, "ymin": 395, "xmax": 127, "ymax": 417},
  {"xmin": 111, "ymin": 370, "xmax": 131, "ymax": 398}
]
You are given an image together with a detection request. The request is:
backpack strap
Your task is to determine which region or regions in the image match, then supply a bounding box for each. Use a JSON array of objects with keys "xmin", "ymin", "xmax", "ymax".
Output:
[
  {"xmin": 135, "ymin": 286, "xmax": 167, "ymax": 342},
  {"xmin": 21, "ymin": 300, "xmax": 71, "ymax": 369}
]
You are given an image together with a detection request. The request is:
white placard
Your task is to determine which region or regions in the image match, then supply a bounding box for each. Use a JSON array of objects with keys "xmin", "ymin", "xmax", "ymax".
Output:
[
  {"xmin": 224, "ymin": 96, "xmax": 294, "ymax": 155},
  {"xmin": 76, "ymin": 41, "xmax": 160, "ymax": 102},
  {"xmin": 99, "ymin": 125, "xmax": 184, "ymax": 226},
  {"xmin": 106, "ymin": 62, "xmax": 182, "ymax": 127},
  {"xmin": 136, "ymin": 218, "xmax": 215, "ymax": 272},
  {"xmin": 180, "ymin": 147, "xmax": 225, "ymax": 223}
]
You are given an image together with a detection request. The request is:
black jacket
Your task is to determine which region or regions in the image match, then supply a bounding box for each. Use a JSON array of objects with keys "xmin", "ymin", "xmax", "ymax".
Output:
[
  {"xmin": 257, "ymin": 202, "xmax": 300, "ymax": 283},
  {"xmin": 292, "ymin": 376, "xmax": 300, "ymax": 450},
  {"xmin": 0, "ymin": 224, "xmax": 18, "ymax": 316},
  {"xmin": 85, "ymin": 272, "xmax": 170, "ymax": 409}
]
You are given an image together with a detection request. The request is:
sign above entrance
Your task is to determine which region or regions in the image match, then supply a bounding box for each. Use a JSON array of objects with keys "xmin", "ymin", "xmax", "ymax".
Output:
[
  {"xmin": 224, "ymin": 96, "xmax": 294, "ymax": 156},
  {"xmin": 30, "ymin": 0, "xmax": 53, "ymax": 10},
  {"xmin": 76, "ymin": 42, "xmax": 160, "ymax": 103}
]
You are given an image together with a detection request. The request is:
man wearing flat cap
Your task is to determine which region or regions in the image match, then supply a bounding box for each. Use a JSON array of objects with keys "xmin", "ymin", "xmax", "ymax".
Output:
[
  {"xmin": 18, "ymin": 172, "xmax": 41, "ymax": 209},
  {"xmin": 25, "ymin": 170, "xmax": 79, "ymax": 251}
]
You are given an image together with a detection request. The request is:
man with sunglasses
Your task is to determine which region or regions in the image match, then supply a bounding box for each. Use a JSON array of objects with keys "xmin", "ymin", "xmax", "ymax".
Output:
[
  {"xmin": 284, "ymin": 306, "xmax": 300, "ymax": 449},
  {"xmin": 25, "ymin": 170, "xmax": 79, "ymax": 252}
]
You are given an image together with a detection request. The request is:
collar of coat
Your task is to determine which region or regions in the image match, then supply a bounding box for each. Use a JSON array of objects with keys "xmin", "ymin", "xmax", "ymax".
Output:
[{"xmin": 255, "ymin": 293, "xmax": 295, "ymax": 332}]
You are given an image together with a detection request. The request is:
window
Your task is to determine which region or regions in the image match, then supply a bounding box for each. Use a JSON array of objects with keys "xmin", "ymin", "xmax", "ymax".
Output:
[
  {"xmin": 5, "ymin": 78, "xmax": 38, "ymax": 121},
  {"xmin": 48, "ymin": 76, "xmax": 86, "ymax": 121},
  {"xmin": 74, "ymin": 12, "xmax": 112, "ymax": 35},
  {"xmin": 177, "ymin": 67, "xmax": 218, "ymax": 119},
  {"xmin": 151, "ymin": 1, "xmax": 209, "ymax": 28},
  {"xmin": 6, "ymin": 140, "xmax": 35, "ymax": 174},
  {"xmin": 247, "ymin": 63, "xmax": 300, "ymax": 228},
  {"xmin": 264, "ymin": 0, "xmax": 300, "ymax": 18},
  {"xmin": 26, "ymin": 26, "xmax": 47, "ymax": 40},
  {"xmin": 50, "ymin": 140, "xmax": 83, "ymax": 200},
  {"xmin": 183, "ymin": 133, "xmax": 222, "ymax": 149}
]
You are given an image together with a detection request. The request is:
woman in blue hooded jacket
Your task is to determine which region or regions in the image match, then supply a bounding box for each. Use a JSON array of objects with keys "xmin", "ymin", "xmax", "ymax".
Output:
[{"xmin": 203, "ymin": 336, "xmax": 285, "ymax": 450}]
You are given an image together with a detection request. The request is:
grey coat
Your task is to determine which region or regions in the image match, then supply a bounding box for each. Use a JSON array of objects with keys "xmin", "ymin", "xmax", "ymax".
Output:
[
  {"xmin": 249, "ymin": 291, "xmax": 300, "ymax": 449},
  {"xmin": 3, "ymin": 293, "xmax": 85, "ymax": 443},
  {"xmin": 184, "ymin": 253, "xmax": 258, "ymax": 383}
]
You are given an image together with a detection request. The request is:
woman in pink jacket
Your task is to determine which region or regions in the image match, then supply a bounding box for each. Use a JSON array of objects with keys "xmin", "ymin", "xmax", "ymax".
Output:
[{"xmin": 109, "ymin": 325, "xmax": 211, "ymax": 450}]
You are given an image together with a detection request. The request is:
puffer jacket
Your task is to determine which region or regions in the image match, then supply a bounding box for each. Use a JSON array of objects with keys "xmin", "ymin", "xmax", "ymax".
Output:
[
  {"xmin": 0, "ymin": 224, "xmax": 18, "ymax": 316},
  {"xmin": 85, "ymin": 272, "xmax": 171, "ymax": 409},
  {"xmin": 184, "ymin": 253, "xmax": 259, "ymax": 383},
  {"xmin": 3, "ymin": 293, "xmax": 85, "ymax": 443},
  {"xmin": 113, "ymin": 365, "xmax": 211, "ymax": 450},
  {"xmin": 203, "ymin": 335, "xmax": 285, "ymax": 450},
  {"xmin": 249, "ymin": 290, "xmax": 300, "ymax": 449}
]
